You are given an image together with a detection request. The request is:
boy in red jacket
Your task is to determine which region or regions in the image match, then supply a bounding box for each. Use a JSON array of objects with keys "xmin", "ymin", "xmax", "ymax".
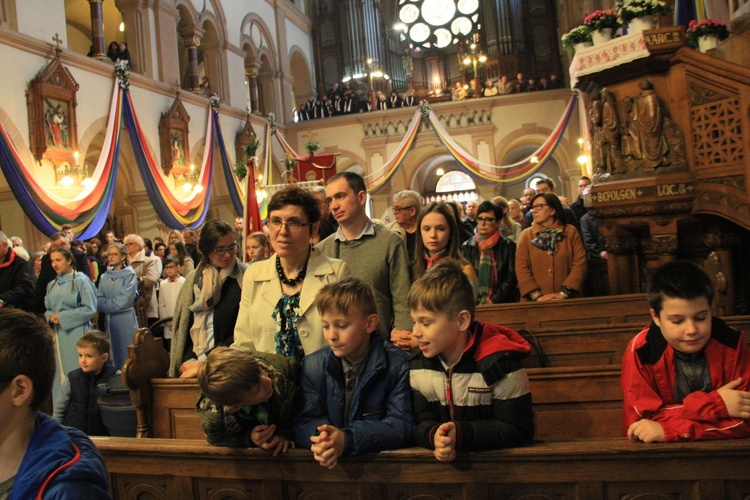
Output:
[{"xmin": 622, "ymin": 261, "xmax": 750, "ymax": 442}]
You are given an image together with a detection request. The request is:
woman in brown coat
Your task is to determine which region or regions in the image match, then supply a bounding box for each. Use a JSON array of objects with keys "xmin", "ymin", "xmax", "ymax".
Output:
[{"xmin": 515, "ymin": 193, "xmax": 587, "ymax": 301}]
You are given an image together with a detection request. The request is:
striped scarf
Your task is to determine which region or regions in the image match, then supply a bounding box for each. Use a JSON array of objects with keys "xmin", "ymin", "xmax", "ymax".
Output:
[{"xmin": 477, "ymin": 232, "xmax": 500, "ymax": 304}]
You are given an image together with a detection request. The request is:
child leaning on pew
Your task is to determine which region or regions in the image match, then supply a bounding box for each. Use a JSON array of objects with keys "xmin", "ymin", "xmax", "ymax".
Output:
[
  {"xmin": 196, "ymin": 347, "xmax": 301, "ymax": 454},
  {"xmin": 293, "ymin": 277, "xmax": 415, "ymax": 469},
  {"xmin": 408, "ymin": 259, "xmax": 535, "ymax": 462},
  {"xmin": 622, "ymin": 261, "xmax": 750, "ymax": 443}
]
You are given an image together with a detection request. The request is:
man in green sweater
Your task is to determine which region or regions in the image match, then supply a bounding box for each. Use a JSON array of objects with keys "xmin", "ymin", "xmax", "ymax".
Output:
[{"xmin": 317, "ymin": 172, "xmax": 411, "ymax": 340}]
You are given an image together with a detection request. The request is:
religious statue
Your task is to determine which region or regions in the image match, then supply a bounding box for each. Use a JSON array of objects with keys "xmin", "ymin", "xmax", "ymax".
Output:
[
  {"xmin": 601, "ymin": 90, "xmax": 625, "ymax": 175},
  {"xmin": 588, "ymin": 91, "xmax": 605, "ymax": 173},
  {"xmin": 633, "ymin": 79, "xmax": 670, "ymax": 172},
  {"xmin": 620, "ymin": 96, "xmax": 641, "ymax": 161}
]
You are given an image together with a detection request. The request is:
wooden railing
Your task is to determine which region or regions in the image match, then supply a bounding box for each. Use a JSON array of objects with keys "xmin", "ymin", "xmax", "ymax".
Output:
[{"xmin": 93, "ymin": 436, "xmax": 750, "ymax": 500}]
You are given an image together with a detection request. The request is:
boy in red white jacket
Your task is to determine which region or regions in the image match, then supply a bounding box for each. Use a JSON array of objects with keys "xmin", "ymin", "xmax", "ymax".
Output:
[{"xmin": 621, "ymin": 261, "xmax": 750, "ymax": 442}]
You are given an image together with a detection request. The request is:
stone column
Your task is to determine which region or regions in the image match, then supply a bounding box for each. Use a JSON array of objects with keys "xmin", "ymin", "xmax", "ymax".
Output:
[
  {"xmin": 179, "ymin": 30, "xmax": 202, "ymax": 93},
  {"xmin": 88, "ymin": 0, "xmax": 106, "ymax": 60},
  {"xmin": 246, "ymin": 63, "xmax": 262, "ymax": 115}
]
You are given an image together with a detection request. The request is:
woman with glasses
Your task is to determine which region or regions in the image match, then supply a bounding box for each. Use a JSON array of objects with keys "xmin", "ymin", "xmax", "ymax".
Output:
[
  {"xmin": 96, "ymin": 242, "xmax": 138, "ymax": 368},
  {"xmin": 169, "ymin": 219, "xmax": 247, "ymax": 378},
  {"xmin": 515, "ymin": 193, "xmax": 587, "ymax": 302},
  {"xmin": 232, "ymin": 186, "xmax": 349, "ymax": 362},
  {"xmin": 462, "ymin": 201, "xmax": 518, "ymax": 304}
]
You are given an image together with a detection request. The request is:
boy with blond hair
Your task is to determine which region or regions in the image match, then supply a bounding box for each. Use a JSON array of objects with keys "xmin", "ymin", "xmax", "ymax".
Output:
[
  {"xmin": 0, "ymin": 309, "xmax": 109, "ymax": 499},
  {"xmin": 53, "ymin": 330, "xmax": 118, "ymax": 435},
  {"xmin": 622, "ymin": 261, "xmax": 750, "ymax": 442},
  {"xmin": 294, "ymin": 277, "xmax": 415, "ymax": 469},
  {"xmin": 409, "ymin": 259, "xmax": 534, "ymax": 462},
  {"xmin": 196, "ymin": 347, "xmax": 300, "ymax": 454}
]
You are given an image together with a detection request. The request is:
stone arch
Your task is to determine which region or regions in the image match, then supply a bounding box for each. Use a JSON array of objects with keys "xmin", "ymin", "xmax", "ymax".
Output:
[
  {"xmin": 289, "ymin": 46, "xmax": 314, "ymax": 107},
  {"xmin": 240, "ymin": 15, "xmax": 279, "ymax": 116},
  {"xmin": 198, "ymin": 16, "xmax": 229, "ymax": 100},
  {"xmin": 64, "ymin": 0, "xmax": 124, "ymax": 57},
  {"xmin": 176, "ymin": 2, "xmax": 200, "ymax": 91}
]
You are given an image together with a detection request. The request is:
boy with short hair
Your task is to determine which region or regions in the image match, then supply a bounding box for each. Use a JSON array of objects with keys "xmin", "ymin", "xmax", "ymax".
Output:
[
  {"xmin": 294, "ymin": 277, "xmax": 415, "ymax": 469},
  {"xmin": 621, "ymin": 261, "xmax": 750, "ymax": 442},
  {"xmin": 196, "ymin": 347, "xmax": 300, "ymax": 454},
  {"xmin": 0, "ymin": 309, "xmax": 109, "ymax": 499},
  {"xmin": 53, "ymin": 330, "xmax": 118, "ymax": 435},
  {"xmin": 408, "ymin": 259, "xmax": 534, "ymax": 462},
  {"xmin": 158, "ymin": 255, "xmax": 185, "ymax": 351}
]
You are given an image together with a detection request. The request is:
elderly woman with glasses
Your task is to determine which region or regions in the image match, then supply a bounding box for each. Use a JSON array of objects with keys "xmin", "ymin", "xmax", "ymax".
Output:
[
  {"xmin": 169, "ymin": 219, "xmax": 248, "ymax": 377},
  {"xmin": 461, "ymin": 200, "xmax": 518, "ymax": 304},
  {"xmin": 515, "ymin": 193, "xmax": 587, "ymax": 302},
  {"xmin": 231, "ymin": 186, "xmax": 349, "ymax": 363}
]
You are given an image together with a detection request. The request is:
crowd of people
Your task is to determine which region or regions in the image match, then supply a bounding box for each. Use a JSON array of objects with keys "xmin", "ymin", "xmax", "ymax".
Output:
[
  {"xmin": 1, "ymin": 171, "xmax": 749, "ymax": 495},
  {"xmin": 297, "ymin": 81, "xmax": 419, "ymax": 121},
  {"xmin": 453, "ymin": 72, "xmax": 565, "ymax": 100}
]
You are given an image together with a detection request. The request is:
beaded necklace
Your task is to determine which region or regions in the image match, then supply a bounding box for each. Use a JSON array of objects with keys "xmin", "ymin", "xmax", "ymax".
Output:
[{"xmin": 276, "ymin": 255, "xmax": 307, "ymax": 286}]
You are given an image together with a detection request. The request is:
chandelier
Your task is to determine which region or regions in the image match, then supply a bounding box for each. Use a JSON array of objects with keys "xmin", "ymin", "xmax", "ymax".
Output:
[{"xmin": 397, "ymin": 0, "xmax": 480, "ymax": 50}]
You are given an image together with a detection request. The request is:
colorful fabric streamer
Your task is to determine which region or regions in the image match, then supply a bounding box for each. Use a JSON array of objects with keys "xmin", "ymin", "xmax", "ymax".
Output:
[{"xmin": 0, "ymin": 81, "xmax": 124, "ymax": 238}]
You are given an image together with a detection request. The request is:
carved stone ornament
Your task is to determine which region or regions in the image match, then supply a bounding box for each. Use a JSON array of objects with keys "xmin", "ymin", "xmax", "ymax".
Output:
[
  {"xmin": 158, "ymin": 95, "xmax": 191, "ymax": 177},
  {"xmin": 26, "ymin": 54, "xmax": 79, "ymax": 166}
]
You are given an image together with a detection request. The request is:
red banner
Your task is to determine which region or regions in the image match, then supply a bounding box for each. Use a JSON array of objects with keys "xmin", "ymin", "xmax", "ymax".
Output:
[{"xmin": 294, "ymin": 153, "xmax": 337, "ymax": 183}]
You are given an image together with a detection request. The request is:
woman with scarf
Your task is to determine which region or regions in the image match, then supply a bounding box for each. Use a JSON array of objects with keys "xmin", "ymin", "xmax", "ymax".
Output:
[
  {"xmin": 462, "ymin": 201, "xmax": 518, "ymax": 304},
  {"xmin": 168, "ymin": 219, "xmax": 248, "ymax": 377},
  {"xmin": 231, "ymin": 186, "xmax": 348, "ymax": 361},
  {"xmin": 96, "ymin": 243, "xmax": 139, "ymax": 368},
  {"xmin": 515, "ymin": 193, "xmax": 587, "ymax": 301}
]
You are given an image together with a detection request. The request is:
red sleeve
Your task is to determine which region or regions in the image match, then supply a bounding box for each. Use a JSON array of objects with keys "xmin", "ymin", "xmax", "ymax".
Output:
[{"xmin": 621, "ymin": 331, "xmax": 750, "ymax": 441}]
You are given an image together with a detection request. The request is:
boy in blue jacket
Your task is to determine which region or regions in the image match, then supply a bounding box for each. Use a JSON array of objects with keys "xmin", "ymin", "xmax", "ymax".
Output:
[
  {"xmin": 0, "ymin": 308, "xmax": 110, "ymax": 499},
  {"xmin": 294, "ymin": 277, "xmax": 415, "ymax": 468},
  {"xmin": 409, "ymin": 259, "xmax": 534, "ymax": 462}
]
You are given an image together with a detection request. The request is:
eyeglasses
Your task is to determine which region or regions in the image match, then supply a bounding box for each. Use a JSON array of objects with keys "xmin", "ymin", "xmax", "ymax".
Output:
[
  {"xmin": 531, "ymin": 204, "xmax": 549, "ymax": 210},
  {"xmin": 212, "ymin": 243, "xmax": 238, "ymax": 256},
  {"xmin": 392, "ymin": 206, "xmax": 413, "ymax": 214},
  {"xmin": 268, "ymin": 218, "xmax": 311, "ymax": 231},
  {"xmin": 476, "ymin": 217, "xmax": 497, "ymax": 224}
]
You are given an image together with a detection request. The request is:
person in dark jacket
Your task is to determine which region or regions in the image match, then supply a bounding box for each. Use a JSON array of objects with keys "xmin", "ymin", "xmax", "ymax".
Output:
[
  {"xmin": 0, "ymin": 231, "xmax": 34, "ymax": 310},
  {"xmin": 294, "ymin": 278, "xmax": 415, "ymax": 468},
  {"xmin": 53, "ymin": 331, "xmax": 117, "ymax": 435},
  {"xmin": 196, "ymin": 347, "xmax": 300, "ymax": 453},
  {"xmin": 462, "ymin": 201, "xmax": 518, "ymax": 304},
  {"xmin": 0, "ymin": 308, "xmax": 110, "ymax": 499},
  {"xmin": 32, "ymin": 232, "xmax": 91, "ymax": 314},
  {"xmin": 408, "ymin": 260, "xmax": 534, "ymax": 462}
]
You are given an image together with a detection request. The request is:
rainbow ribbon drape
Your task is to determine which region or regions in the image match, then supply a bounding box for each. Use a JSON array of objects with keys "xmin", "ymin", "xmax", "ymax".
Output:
[
  {"xmin": 363, "ymin": 97, "xmax": 577, "ymax": 190},
  {"xmin": 122, "ymin": 93, "xmax": 213, "ymax": 229},
  {"xmin": 213, "ymin": 112, "xmax": 244, "ymax": 216},
  {"xmin": 0, "ymin": 81, "xmax": 124, "ymax": 238},
  {"xmin": 429, "ymin": 97, "xmax": 577, "ymax": 185},
  {"xmin": 366, "ymin": 110, "xmax": 423, "ymax": 193}
]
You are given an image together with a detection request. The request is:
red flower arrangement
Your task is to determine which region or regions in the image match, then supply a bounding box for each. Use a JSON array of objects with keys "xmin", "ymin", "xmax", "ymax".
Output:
[
  {"xmin": 584, "ymin": 9, "xmax": 620, "ymax": 31},
  {"xmin": 686, "ymin": 18, "xmax": 730, "ymax": 47}
]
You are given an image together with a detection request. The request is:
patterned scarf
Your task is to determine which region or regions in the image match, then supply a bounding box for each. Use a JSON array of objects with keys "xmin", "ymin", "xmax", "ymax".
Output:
[
  {"xmin": 189, "ymin": 258, "xmax": 244, "ymax": 357},
  {"xmin": 477, "ymin": 232, "xmax": 500, "ymax": 304},
  {"xmin": 531, "ymin": 227, "xmax": 565, "ymax": 256}
]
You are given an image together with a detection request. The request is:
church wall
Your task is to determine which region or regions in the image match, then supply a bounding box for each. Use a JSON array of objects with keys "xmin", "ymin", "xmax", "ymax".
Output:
[
  {"xmin": 225, "ymin": 48, "xmax": 248, "ymax": 109},
  {"xmin": 15, "ymin": 0, "xmax": 66, "ymax": 45},
  {"xmin": 285, "ymin": 19, "xmax": 313, "ymax": 80}
]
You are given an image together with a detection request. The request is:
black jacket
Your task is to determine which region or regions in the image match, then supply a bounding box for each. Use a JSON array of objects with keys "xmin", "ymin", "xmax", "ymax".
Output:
[
  {"xmin": 462, "ymin": 235, "xmax": 518, "ymax": 303},
  {"xmin": 0, "ymin": 250, "xmax": 34, "ymax": 310},
  {"xmin": 63, "ymin": 364, "xmax": 118, "ymax": 435}
]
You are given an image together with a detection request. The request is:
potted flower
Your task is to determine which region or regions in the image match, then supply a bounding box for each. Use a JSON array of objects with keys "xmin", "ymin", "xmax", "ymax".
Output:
[
  {"xmin": 686, "ymin": 18, "xmax": 730, "ymax": 52},
  {"xmin": 584, "ymin": 10, "xmax": 620, "ymax": 44},
  {"xmin": 561, "ymin": 25, "xmax": 592, "ymax": 53},
  {"xmin": 618, "ymin": 0, "xmax": 670, "ymax": 33}
]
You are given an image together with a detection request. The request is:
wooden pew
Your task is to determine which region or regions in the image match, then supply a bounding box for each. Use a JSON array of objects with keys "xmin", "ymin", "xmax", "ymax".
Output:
[
  {"xmin": 93, "ymin": 436, "xmax": 750, "ymax": 499},
  {"xmin": 475, "ymin": 293, "xmax": 651, "ymax": 331},
  {"xmin": 522, "ymin": 315, "xmax": 750, "ymax": 368}
]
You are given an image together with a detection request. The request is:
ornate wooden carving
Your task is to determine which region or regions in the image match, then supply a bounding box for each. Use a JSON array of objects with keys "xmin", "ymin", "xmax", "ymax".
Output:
[
  {"xmin": 234, "ymin": 114, "xmax": 257, "ymax": 165},
  {"xmin": 158, "ymin": 95, "xmax": 191, "ymax": 177},
  {"xmin": 25, "ymin": 53, "xmax": 79, "ymax": 167}
]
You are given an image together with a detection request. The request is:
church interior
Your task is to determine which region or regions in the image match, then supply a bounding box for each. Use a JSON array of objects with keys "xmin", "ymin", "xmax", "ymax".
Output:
[{"xmin": 2, "ymin": 0, "xmax": 750, "ymax": 497}]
